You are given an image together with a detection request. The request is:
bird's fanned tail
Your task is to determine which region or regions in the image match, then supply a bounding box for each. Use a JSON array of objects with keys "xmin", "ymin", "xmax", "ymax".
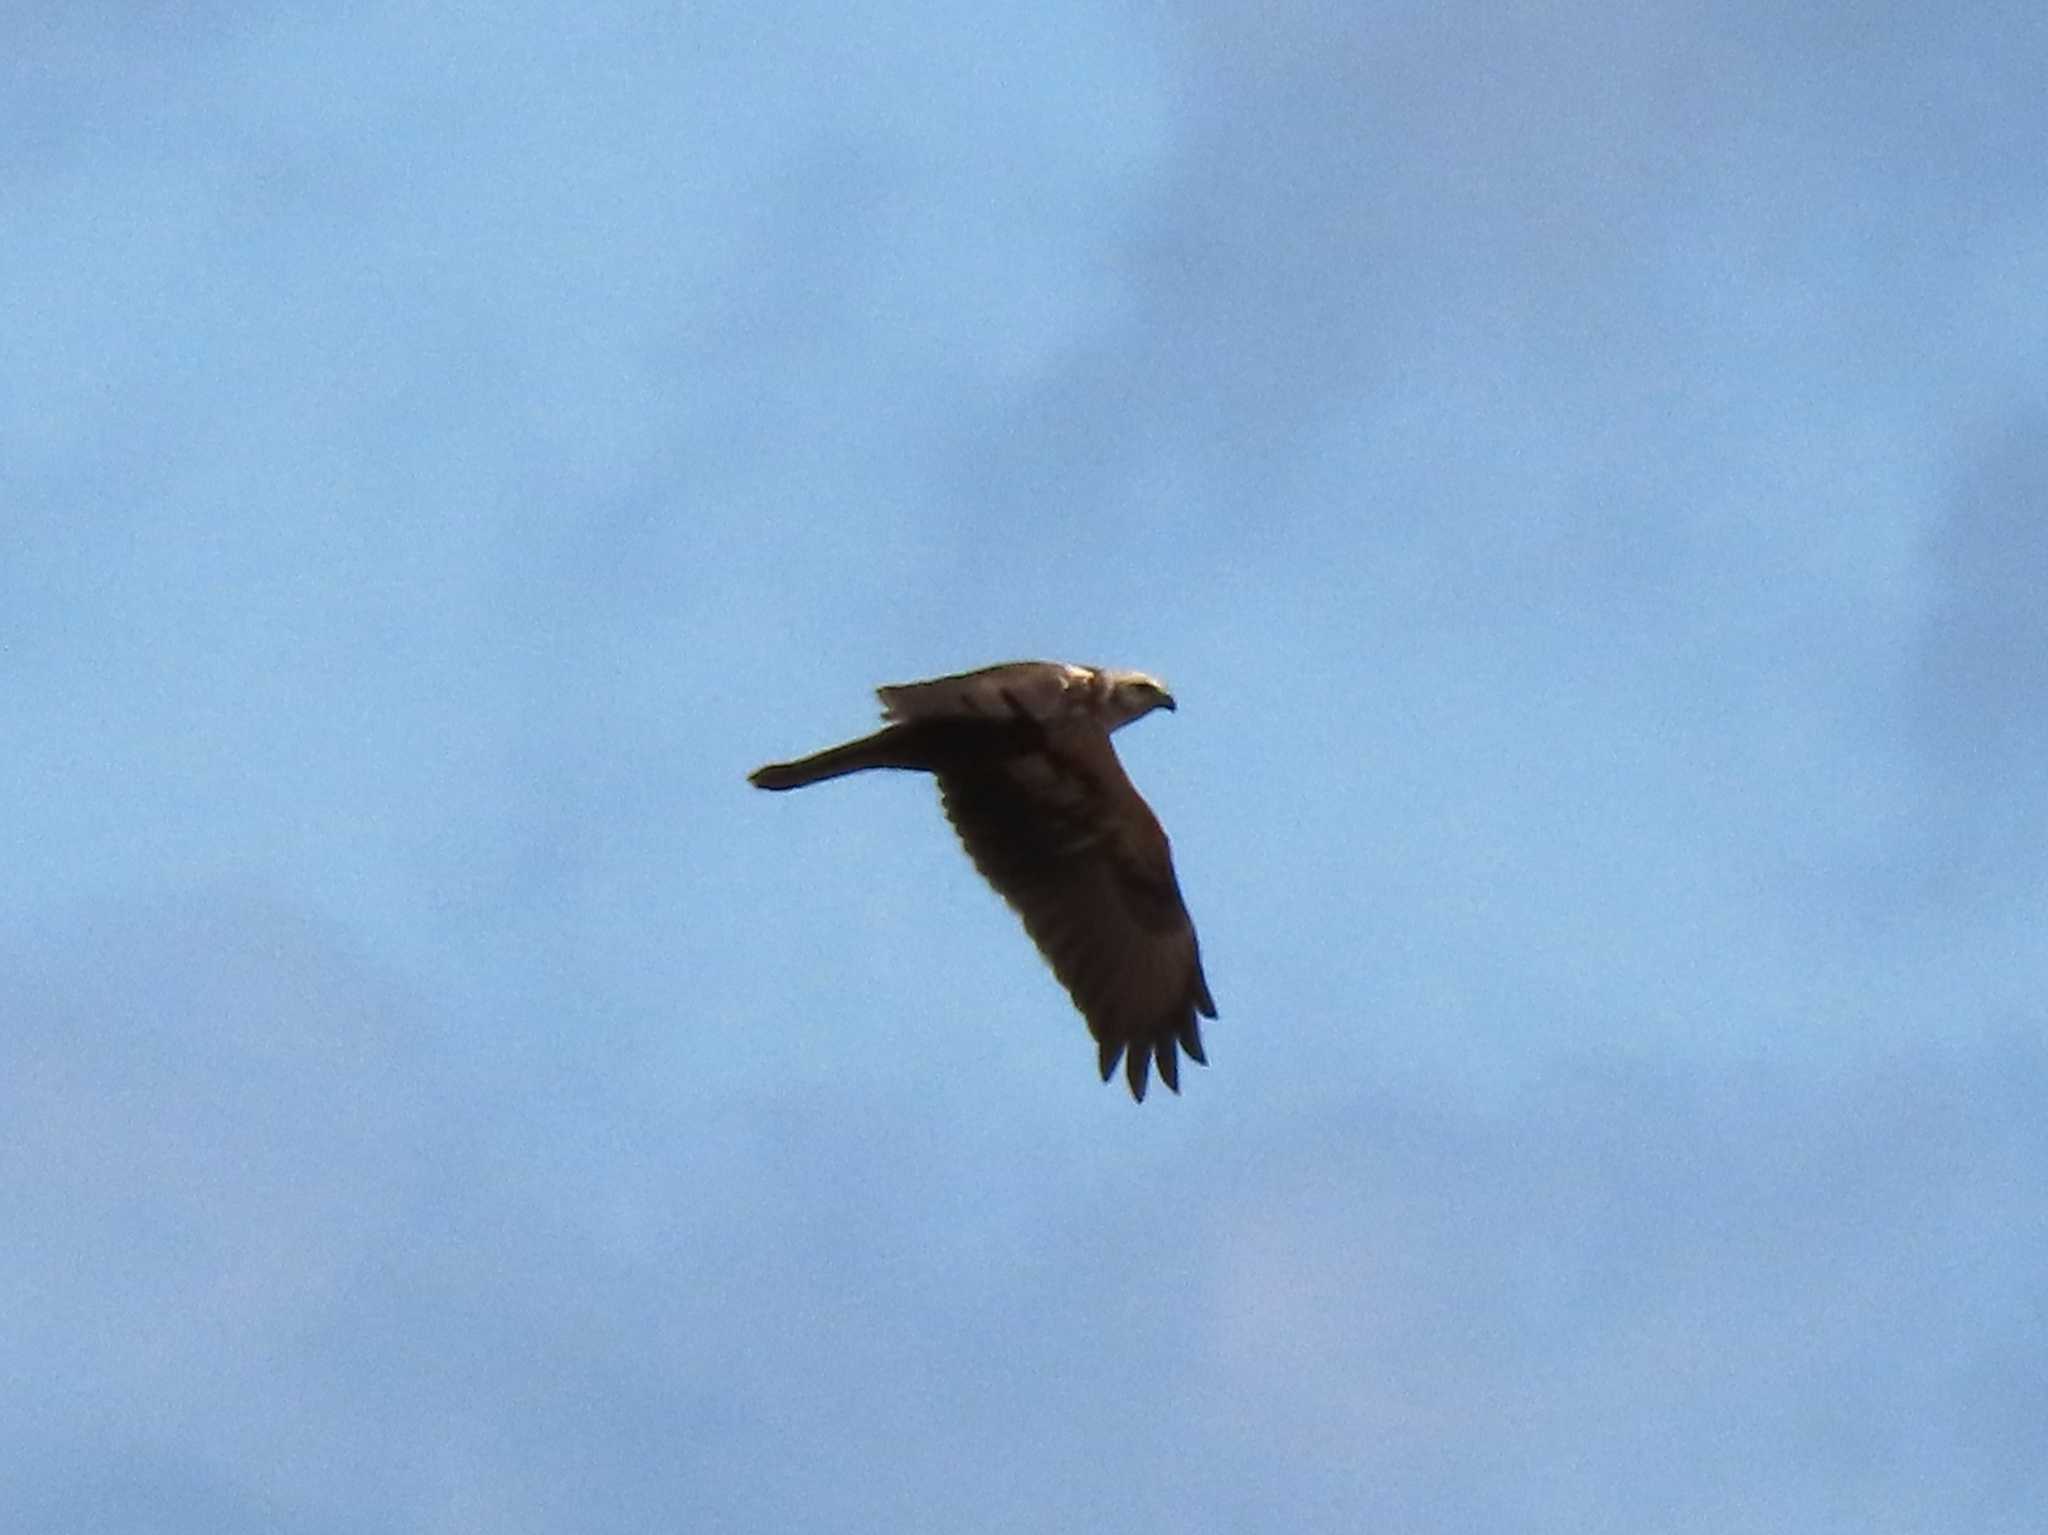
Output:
[{"xmin": 748, "ymin": 726, "xmax": 921, "ymax": 790}]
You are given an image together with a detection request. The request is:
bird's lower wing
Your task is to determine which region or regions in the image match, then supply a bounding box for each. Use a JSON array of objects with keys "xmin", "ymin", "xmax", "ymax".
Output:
[{"xmin": 937, "ymin": 726, "xmax": 1214, "ymax": 1100}]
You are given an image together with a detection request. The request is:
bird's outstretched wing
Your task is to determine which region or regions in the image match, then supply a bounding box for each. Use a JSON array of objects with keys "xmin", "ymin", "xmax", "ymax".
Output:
[
  {"xmin": 876, "ymin": 660, "xmax": 1084, "ymax": 725},
  {"xmin": 936, "ymin": 716, "xmax": 1214, "ymax": 1099}
]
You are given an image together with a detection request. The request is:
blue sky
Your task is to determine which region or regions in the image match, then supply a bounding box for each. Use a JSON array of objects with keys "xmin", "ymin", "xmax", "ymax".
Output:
[{"xmin": 6, "ymin": 2, "xmax": 2045, "ymax": 1528}]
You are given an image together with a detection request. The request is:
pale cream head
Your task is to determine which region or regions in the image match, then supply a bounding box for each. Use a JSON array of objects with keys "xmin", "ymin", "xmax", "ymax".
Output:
[{"xmin": 1094, "ymin": 668, "xmax": 1177, "ymax": 730}]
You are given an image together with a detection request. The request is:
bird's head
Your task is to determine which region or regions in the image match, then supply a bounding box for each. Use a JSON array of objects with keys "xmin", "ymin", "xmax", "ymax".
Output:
[{"xmin": 1097, "ymin": 669, "xmax": 1177, "ymax": 730}]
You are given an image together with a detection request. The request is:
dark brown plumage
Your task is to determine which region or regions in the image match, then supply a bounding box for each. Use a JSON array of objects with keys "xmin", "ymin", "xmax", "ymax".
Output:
[{"xmin": 749, "ymin": 661, "xmax": 1215, "ymax": 1099}]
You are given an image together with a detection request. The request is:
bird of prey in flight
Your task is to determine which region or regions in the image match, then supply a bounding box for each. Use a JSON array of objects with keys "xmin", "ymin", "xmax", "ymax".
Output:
[{"xmin": 749, "ymin": 661, "xmax": 1216, "ymax": 1099}]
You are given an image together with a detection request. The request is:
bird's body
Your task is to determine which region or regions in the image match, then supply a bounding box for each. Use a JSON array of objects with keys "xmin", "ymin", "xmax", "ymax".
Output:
[{"xmin": 749, "ymin": 661, "xmax": 1215, "ymax": 1099}]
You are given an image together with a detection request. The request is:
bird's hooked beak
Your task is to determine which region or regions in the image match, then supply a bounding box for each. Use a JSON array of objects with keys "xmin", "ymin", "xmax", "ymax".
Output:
[{"xmin": 1159, "ymin": 692, "xmax": 1177, "ymax": 712}]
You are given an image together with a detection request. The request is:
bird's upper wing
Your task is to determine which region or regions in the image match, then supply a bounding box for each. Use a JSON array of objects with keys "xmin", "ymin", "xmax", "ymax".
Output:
[
  {"xmin": 935, "ymin": 716, "xmax": 1214, "ymax": 1100},
  {"xmin": 877, "ymin": 660, "xmax": 1082, "ymax": 725}
]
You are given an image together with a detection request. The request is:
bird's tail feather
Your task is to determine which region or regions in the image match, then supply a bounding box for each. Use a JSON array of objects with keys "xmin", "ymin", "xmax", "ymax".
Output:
[{"xmin": 748, "ymin": 726, "xmax": 922, "ymax": 790}]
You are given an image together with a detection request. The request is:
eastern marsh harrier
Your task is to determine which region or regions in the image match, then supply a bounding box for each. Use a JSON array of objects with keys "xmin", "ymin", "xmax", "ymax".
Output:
[{"xmin": 749, "ymin": 661, "xmax": 1216, "ymax": 1099}]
